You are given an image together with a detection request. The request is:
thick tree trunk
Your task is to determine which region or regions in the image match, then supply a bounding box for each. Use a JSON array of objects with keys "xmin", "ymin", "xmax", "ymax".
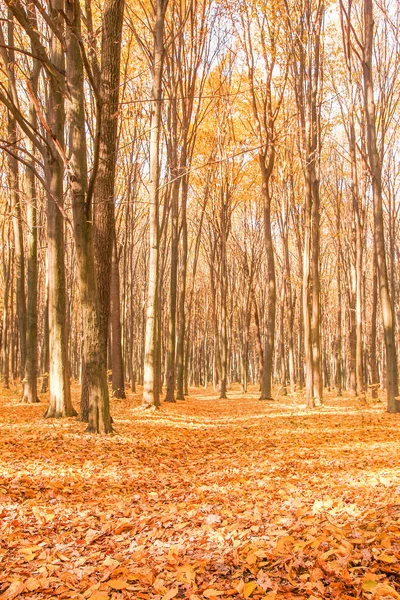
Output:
[
  {"xmin": 93, "ymin": 0, "xmax": 124, "ymax": 364},
  {"xmin": 44, "ymin": 0, "xmax": 75, "ymax": 419},
  {"xmin": 66, "ymin": 0, "xmax": 113, "ymax": 432}
]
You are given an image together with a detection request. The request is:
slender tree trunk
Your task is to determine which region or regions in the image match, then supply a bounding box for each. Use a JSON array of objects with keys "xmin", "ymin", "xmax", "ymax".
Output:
[
  {"xmin": 111, "ymin": 232, "xmax": 125, "ymax": 399},
  {"xmin": 363, "ymin": 0, "xmax": 398, "ymax": 412},
  {"xmin": 311, "ymin": 172, "xmax": 322, "ymax": 403},
  {"xmin": 370, "ymin": 246, "xmax": 379, "ymax": 398},
  {"xmin": 165, "ymin": 177, "xmax": 180, "ymax": 402},
  {"xmin": 336, "ymin": 198, "xmax": 342, "ymax": 396},
  {"xmin": 242, "ymin": 290, "xmax": 252, "ymax": 393},
  {"xmin": 219, "ymin": 204, "xmax": 228, "ymax": 399},
  {"xmin": 252, "ymin": 289, "xmax": 263, "ymax": 388},
  {"xmin": 176, "ymin": 175, "xmax": 188, "ymax": 399},
  {"xmin": 303, "ymin": 175, "xmax": 313, "ymax": 407},
  {"xmin": 40, "ymin": 284, "xmax": 49, "ymax": 394},
  {"xmin": 282, "ymin": 219, "xmax": 295, "ymax": 393},
  {"xmin": 1, "ymin": 240, "xmax": 11, "ymax": 388},
  {"xmin": 349, "ymin": 263, "xmax": 357, "ymax": 394},
  {"xmin": 22, "ymin": 43, "xmax": 40, "ymax": 404},
  {"xmin": 260, "ymin": 163, "xmax": 275, "ymax": 400},
  {"xmin": 279, "ymin": 280, "xmax": 287, "ymax": 395},
  {"xmin": 7, "ymin": 14, "xmax": 26, "ymax": 383}
]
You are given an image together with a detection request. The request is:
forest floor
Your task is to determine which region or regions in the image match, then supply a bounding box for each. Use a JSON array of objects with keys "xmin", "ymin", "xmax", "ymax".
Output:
[{"xmin": 1, "ymin": 385, "xmax": 400, "ymax": 599}]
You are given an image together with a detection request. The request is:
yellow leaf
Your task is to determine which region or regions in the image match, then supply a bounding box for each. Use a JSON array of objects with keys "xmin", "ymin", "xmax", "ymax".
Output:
[
  {"xmin": 243, "ymin": 581, "xmax": 257, "ymax": 598},
  {"xmin": 107, "ymin": 579, "xmax": 128, "ymax": 590},
  {"xmin": 362, "ymin": 580, "xmax": 378, "ymax": 592},
  {"xmin": 18, "ymin": 546, "xmax": 40, "ymax": 554},
  {"xmin": 378, "ymin": 554, "xmax": 396, "ymax": 563},
  {"xmin": 24, "ymin": 554, "xmax": 36, "ymax": 562},
  {"xmin": 203, "ymin": 590, "xmax": 224, "ymax": 598},
  {"xmin": 90, "ymin": 593, "xmax": 110, "ymax": 600},
  {"xmin": 45, "ymin": 513, "xmax": 55, "ymax": 522}
]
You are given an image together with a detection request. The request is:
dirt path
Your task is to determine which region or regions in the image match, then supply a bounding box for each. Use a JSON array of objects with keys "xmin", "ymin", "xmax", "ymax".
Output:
[{"xmin": 1, "ymin": 386, "xmax": 400, "ymax": 599}]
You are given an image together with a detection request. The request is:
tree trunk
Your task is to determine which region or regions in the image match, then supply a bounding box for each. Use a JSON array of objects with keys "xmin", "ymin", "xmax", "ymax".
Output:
[
  {"xmin": 219, "ymin": 203, "xmax": 228, "ymax": 399},
  {"xmin": 22, "ymin": 44, "xmax": 40, "ymax": 404},
  {"xmin": 370, "ymin": 247, "xmax": 379, "ymax": 398},
  {"xmin": 260, "ymin": 162, "xmax": 275, "ymax": 400},
  {"xmin": 165, "ymin": 176, "xmax": 179, "ymax": 403},
  {"xmin": 44, "ymin": 0, "xmax": 75, "ymax": 419},
  {"xmin": 66, "ymin": 0, "xmax": 114, "ymax": 432},
  {"xmin": 111, "ymin": 232, "xmax": 125, "ymax": 399},
  {"xmin": 7, "ymin": 14, "xmax": 26, "ymax": 384},
  {"xmin": 363, "ymin": 0, "xmax": 398, "ymax": 412},
  {"xmin": 143, "ymin": 0, "xmax": 167, "ymax": 408},
  {"xmin": 40, "ymin": 285, "xmax": 49, "ymax": 394},
  {"xmin": 303, "ymin": 175, "xmax": 313, "ymax": 407},
  {"xmin": 176, "ymin": 174, "xmax": 188, "ymax": 400},
  {"xmin": 1, "ymin": 239, "xmax": 12, "ymax": 388}
]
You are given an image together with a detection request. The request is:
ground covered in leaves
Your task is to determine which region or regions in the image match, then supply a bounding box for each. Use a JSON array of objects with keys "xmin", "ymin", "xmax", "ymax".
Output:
[{"xmin": 1, "ymin": 385, "xmax": 400, "ymax": 599}]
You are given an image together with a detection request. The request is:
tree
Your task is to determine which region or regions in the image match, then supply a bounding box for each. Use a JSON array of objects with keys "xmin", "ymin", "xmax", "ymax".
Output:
[{"xmin": 142, "ymin": 0, "xmax": 169, "ymax": 408}]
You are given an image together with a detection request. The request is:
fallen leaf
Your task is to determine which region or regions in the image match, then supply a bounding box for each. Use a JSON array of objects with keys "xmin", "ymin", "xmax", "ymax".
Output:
[
  {"xmin": 163, "ymin": 589, "xmax": 179, "ymax": 600},
  {"xmin": 243, "ymin": 581, "xmax": 257, "ymax": 598},
  {"xmin": 107, "ymin": 579, "xmax": 128, "ymax": 590},
  {"xmin": 203, "ymin": 590, "xmax": 224, "ymax": 598},
  {"xmin": 0, "ymin": 581, "xmax": 25, "ymax": 599}
]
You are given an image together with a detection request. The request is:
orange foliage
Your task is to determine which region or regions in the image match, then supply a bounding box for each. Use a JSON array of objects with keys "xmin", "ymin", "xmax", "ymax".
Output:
[{"xmin": 1, "ymin": 386, "xmax": 400, "ymax": 598}]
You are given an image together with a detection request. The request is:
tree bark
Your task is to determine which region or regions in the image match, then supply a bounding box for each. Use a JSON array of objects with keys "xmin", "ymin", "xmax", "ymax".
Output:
[
  {"xmin": 7, "ymin": 14, "xmax": 27, "ymax": 384},
  {"xmin": 66, "ymin": 0, "xmax": 114, "ymax": 432},
  {"xmin": 260, "ymin": 160, "xmax": 276, "ymax": 400},
  {"xmin": 111, "ymin": 232, "xmax": 125, "ymax": 399},
  {"xmin": 363, "ymin": 0, "xmax": 398, "ymax": 412},
  {"xmin": 176, "ymin": 174, "xmax": 188, "ymax": 400},
  {"xmin": 143, "ymin": 0, "xmax": 167, "ymax": 408},
  {"xmin": 22, "ymin": 29, "xmax": 40, "ymax": 404},
  {"xmin": 43, "ymin": 0, "xmax": 75, "ymax": 419}
]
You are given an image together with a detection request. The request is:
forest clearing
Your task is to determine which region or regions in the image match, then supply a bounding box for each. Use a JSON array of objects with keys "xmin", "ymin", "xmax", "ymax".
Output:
[
  {"xmin": 2, "ymin": 0, "xmax": 400, "ymax": 597},
  {"xmin": 1, "ymin": 386, "xmax": 400, "ymax": 599}
]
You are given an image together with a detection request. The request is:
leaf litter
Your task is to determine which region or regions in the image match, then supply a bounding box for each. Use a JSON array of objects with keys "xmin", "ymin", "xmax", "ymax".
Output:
[{"xmin": 1, "ymin": 385, "xmax": 400, "ymax": 599}]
